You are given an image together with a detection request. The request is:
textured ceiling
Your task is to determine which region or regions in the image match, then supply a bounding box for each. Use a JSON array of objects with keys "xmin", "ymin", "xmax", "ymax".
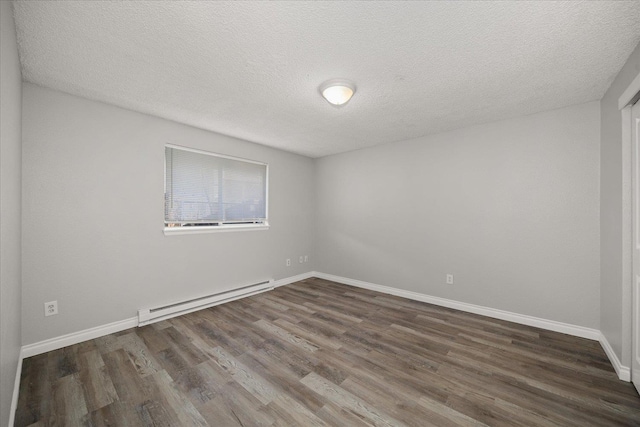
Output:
[{"xmin": 12, "ymin": 1, "xmax": 640, "ymax": 158}]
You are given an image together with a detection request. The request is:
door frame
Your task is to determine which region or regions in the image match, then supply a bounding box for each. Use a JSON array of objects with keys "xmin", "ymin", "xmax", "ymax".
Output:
[
  {"xmin": 620, "ymin": 72, "xmax": 640, "ymax": 383},
  {"xmin": 629, "ymin": 100, "xmax": 640, "ymax": 393}
]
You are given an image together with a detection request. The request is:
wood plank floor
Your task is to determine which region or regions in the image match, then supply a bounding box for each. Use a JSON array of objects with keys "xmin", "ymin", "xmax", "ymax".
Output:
[{"xmin": 15, "ymin": 277, "xmax": 640, "ymax": 426}]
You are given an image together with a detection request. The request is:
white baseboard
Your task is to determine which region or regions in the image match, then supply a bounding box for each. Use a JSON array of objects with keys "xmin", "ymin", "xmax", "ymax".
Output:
[
  {"xmin": 8, "ymin": 348, "xmax": 24, "ymax": 427},
  {"xmin": 21, "ymin": 272, "xmax": 313, "ymax": 360},
  {"xmin": 20, "ymin": 273, "xmax": 626, "ymax": 375},
  {"xmin": 599, "ymin": 332, "xmax": 631, "ymax": 381},
  {"xmin": 272, "ymin": 271, "xmax": 315, "ymax": 288},
  {"xmin": 10, "ymin": 269, "xmax": 631, "ymax": 422},
  {"xmin": 311, "ymin": 272, "xmax": 635, "ymax": 381},
  {"xmin": 12, "ymin": 317, "xmax": 138, "ymax": 423},
  {"xmin": 9, "ymin": 272, "xmax": 313, "ymax": 424},
  {"xmin": 312, "ymin": 272, "xmax": 601, "ymax": 341},
  {"xmin": 21, "ymin": 272, "xmax": 313, "ymax": 358},
  {"xmin": 9, "ymin": 317, "xmax": 138, "ymax": 426},
  {"xmin": 21, "ymin": 317, "xmax": 138, "ymax": 359}
]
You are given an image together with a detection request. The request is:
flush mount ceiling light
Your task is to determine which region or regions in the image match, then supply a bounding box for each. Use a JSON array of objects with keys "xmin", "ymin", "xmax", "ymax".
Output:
[{"xmin": 319, "ymin": 79, "xmax": 356, "ymax": 106}]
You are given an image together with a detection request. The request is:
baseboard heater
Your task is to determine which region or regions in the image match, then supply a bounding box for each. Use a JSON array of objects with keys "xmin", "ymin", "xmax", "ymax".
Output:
[{"xmin": 138, "ymin": 279, "xmax": 273, "ymax": 326}]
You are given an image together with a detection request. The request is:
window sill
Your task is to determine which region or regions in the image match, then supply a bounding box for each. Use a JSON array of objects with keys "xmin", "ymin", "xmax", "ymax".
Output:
[{"xmin": 164, "ymin": 224, "xmax": 269, "ymax": 236}]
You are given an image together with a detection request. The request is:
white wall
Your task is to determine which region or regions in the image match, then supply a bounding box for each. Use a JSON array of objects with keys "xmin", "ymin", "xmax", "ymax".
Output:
[
  {"xmin": 21, "ymin": 84, "xmax": 315, "ymax": 345},
  {"xmin": 316, "ymin": 102, "xmax": 601, "ymax": 329},
  {"xmin": 0, "ymin": 1, "xmax": 23, "ymax": 425},
  {"xmin": 600, "ymin": 42, "xmax": 640, "ymax": 366}
]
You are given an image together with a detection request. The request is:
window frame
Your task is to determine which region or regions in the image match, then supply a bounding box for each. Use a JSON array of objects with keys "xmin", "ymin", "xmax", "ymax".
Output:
[{"xmin": 163, "ymin": 144, "xmax": 269, "ymax": 235}]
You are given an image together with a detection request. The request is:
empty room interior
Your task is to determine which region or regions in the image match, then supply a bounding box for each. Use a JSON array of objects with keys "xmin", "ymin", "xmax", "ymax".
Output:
[{"xmin": 2, "ymin": 1, "xmax": 640, "ymax": 426}]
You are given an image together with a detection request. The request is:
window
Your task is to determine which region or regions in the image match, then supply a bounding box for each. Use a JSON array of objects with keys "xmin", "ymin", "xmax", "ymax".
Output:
[{"xmin": 164, "ymin": 145, "xmax": 268, "ymax": 234}]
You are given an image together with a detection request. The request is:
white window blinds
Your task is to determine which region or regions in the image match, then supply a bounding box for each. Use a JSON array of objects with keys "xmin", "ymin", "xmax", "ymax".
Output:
[{"xmin": 165, "ymin": 146, "xmax": 268, "ymax": 228}]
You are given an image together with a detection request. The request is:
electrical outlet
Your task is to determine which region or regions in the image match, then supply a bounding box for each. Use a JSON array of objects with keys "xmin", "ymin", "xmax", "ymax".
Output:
[
  {"xmin": 44, "ymin": 301, "xmax": 58, "ymax": 316},
  {"xmin": 286, "ymin": 258, "xmax": 291, "ymax": 267},
  {"xmin": 299, "ymin": 256, "xmax": 304, "ymax": 263},
  {"xmin": 304, "ymin": 255, "xmax": 308, "ymax": 263},
  {"xmin": 446, "ymin": 274, "xmax": 454, "ymax": 285}
]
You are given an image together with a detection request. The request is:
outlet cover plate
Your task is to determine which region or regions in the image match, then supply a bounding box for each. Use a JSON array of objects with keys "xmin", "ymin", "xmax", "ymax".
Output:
[{"xmin": 44, "ymin": 301, "xmax": 58, "ymax": 316}]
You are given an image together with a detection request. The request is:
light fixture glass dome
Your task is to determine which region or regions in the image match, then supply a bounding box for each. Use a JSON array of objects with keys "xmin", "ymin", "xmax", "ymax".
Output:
[{"xmin": 319, "ymin": 79, "xmax": 356, "ymax": 106}]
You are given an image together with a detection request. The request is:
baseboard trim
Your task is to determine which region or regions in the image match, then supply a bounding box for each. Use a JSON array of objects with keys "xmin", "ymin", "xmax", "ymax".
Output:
[
  {"xmin": 19, "ymin": 272, "xmax": 315, "ymax": 360},
  {"xmin": 9, "ymin": 272, "xmax": 317, "ymax": 422},
  {"xmin": 599, "ymin": 332, "xmax": 631, "ymax": 381},
  {"xmin": 311, "ymin": 272, "xmax": 601, "ymax": 341},
  {"xmin": 310, "ymin": 272, "xmax": 637, "ymax": 381},
  {"xmin": 272, "ymin": 271, "xmax": 315, "ymax": 288},
  {"xmin": 21, "ymin": 317, "xmax": 138, "ymax": 359},
  {"xmin": 11, "ymin": 269, "xmax": 631, "ymax": 426},
  {"xmin": 8, "ymin": 348, "xmax": 24, "ymax": 427}
]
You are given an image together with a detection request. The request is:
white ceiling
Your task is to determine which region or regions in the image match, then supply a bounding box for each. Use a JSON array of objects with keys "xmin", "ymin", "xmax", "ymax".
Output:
[{"xmin": 12, "ymin": 1, "xmax": 640, "ymax": 158}]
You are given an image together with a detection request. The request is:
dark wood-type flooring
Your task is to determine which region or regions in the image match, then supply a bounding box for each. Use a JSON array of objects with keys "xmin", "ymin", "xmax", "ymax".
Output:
[{"xmin": 15, "ymin": 277, "xmax": 640, "ymax": 426}]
